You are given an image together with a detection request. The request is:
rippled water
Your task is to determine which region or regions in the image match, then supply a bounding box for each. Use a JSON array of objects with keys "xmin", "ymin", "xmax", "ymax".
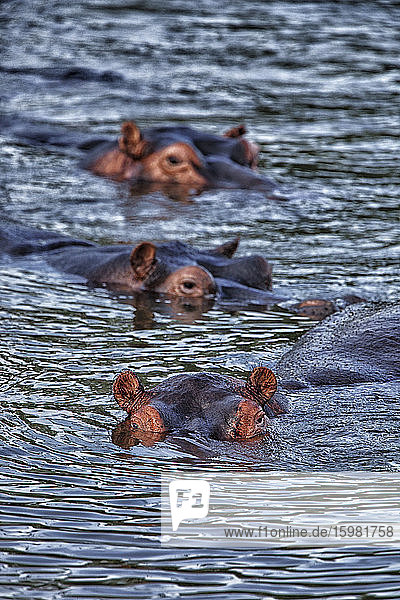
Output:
[{"xmin": 1, "ymin": 1, "xmax": 400, "ymax": 598}]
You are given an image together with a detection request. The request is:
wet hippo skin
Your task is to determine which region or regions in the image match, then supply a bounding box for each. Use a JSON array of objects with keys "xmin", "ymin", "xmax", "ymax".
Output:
[
  {"xmin": 277, "ymin": 302, "xmax": 400, "ymax": 387},
  {"xmin": 1, "ymin": 116, "xmax": 277, "ymax": 192},
  {"xmin": 0, "ymin": 223, "xmax": 277, "ymax": 301},
  {"xmin": 112, "ymin": 367, "xmax": 287, "ymax": 441}
]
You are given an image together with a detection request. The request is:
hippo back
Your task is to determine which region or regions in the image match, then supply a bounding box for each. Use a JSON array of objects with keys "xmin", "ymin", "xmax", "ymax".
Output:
[
  {"xmin": 0, "ymin": 223, "xmax": 94, "ymax": 256},
  {"xmin": 277, "ymin": 302, "xmax": 400, "ymax": 387}
]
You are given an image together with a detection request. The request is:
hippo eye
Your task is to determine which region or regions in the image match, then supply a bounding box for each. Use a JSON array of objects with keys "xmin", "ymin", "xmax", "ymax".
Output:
[
  {"xmin": 183, "ymin": 281, "xmax": 195, "ymax": 289},
  {"xmin": 167, "ymin": 155, "xmax": 182, "ymax": 165},
  {"xmin": 256, "ymin": 414, "xmax": 265, "ymax": 425}
]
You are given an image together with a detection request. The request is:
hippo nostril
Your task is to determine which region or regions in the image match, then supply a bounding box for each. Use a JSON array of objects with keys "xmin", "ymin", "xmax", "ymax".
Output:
[{"xmin": 183, "ymin": 281, "xmax": 195, "ymax": 290}]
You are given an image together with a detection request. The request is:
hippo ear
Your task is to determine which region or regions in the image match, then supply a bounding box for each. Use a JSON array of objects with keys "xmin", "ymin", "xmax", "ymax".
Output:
[
  {"xmin": 246, "ymin": 367, "xmax": 277, "ymax": 406},
  {"xmin": 118, "ymin": 121, "xmax": 152, "ymax": 160},
  {"xmin": 113, "ymin": 370, "xmax": 151, "ymax": 413},
  {"xmin": 130, "ymin": 242, "xmax": 157, "ymax": 280},
  {"xmin": 223, "ymin": 124, "xmax": 247, "ymax": 138},
  {"xmin": 211, "ymin": 237, "xmax": 240, "ymax": 258}
]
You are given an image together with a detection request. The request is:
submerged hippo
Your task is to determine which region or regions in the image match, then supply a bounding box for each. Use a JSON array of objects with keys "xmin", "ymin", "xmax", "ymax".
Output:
[
  {"xmin": 112, "ymin": 367, "xmax": 286, "ymax": 441},
  {"xmin": 277, "ymin": 302, "xmax": 400, "ymax": 387},
  {"xmin": 0, "ymin": 223, "xmax": 278, "ymax": 302},
  {"xmin": 0, "ymin": 224, "xmax": 364, "ymax": 315},
  {"xmin": 111, "ymin": 303, "xmax": 399, "ymax": 447},
  {"xmin": 2, "ymin": 117, "xmax": 277, "ymax": 192}
]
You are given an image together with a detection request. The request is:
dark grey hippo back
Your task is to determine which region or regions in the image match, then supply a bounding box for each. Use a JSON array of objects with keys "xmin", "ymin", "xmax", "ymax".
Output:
[{"xmin": 277, "ymin": 302, "xmax": 400, "ymax": 387}]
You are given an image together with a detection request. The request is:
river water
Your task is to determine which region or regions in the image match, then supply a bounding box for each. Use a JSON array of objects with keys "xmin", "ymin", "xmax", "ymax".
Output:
[{"xmin": 1, "ymin": 1, "xmax": 400, "ymax": 598}]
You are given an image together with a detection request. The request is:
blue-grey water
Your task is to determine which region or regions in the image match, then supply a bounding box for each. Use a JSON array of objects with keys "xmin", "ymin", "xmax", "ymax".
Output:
[{"xmin": 0, "ymin": 1, "xmax": 399, "ymax": 598}]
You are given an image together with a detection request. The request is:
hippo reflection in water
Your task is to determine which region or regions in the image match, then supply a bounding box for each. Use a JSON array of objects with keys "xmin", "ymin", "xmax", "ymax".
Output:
[
  {"xmin": 3, "ymin": 117, "xmax": 277, "ymax": 192},
  {"xmin": 112, "ymin": 302, "xmax": 399, "ymax": 447}
]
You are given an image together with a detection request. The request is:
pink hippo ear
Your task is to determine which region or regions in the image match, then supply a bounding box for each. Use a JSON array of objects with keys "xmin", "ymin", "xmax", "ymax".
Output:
[
  {"xmin": 223, "ymin": 124, "xmax": 247, "ymax": 138},
  {"xmin": 212, "ymin": 237, "xmax": 240, "ymax": 258},
  {"xmin": 113, "ymin": 370, "xmax": 151, "ymax": 414},
  {"xmin": 118, "ymin": 121, "xmax": 153, "ymax": 160},
  {"xmin": 246, "ymin": 367, "xmax": 278, "ymax": 407},
  {"xmin": 130, "ymin": 242, "xmax": 157, "ymax": 280}
]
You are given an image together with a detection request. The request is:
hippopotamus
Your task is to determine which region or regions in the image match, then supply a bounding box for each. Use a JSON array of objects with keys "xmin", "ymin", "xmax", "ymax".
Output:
[
  {"xmin": 112, "ymin": 367, "xmax": 287, "ymax": 442},
  {"xmin": 0, "ymin": 223, "xmax": 278, "ymax": 302},
  {"xmin": 0, "ymin": 224, "xmax": 365, "ymax": 316},
  {"xmin": 277, "ymin": 302, "xmax": 400, "ymax": 387},
  {"xmin": 1, "ymin": 116, "xmax": 277, "ymax": 192},
  {"xmin": 110, "ymin": 302, "xmax": 399, "ymax": 447}
]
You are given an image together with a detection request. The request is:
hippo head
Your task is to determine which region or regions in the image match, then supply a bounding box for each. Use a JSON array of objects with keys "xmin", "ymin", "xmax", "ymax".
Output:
[
  {"xmin": 112, "ymin": 367, "xmax": 283, "ymax": 441},
  {"xmin": 128, "ymin": 241, "xmax": 217, "ymax": 298},
  {"xmin": 89, "ymin": 120, "xmax": 276, "ymax": 192},
  {"xmin": 125, "ymin": 237, "xmax": 274, "ymax": 304}
]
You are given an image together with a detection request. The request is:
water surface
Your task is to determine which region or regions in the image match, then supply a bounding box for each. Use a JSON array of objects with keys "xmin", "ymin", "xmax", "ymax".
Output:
[{"xmin": 0, "ymin": 1, "xmax": 399, "ymax": 598}]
